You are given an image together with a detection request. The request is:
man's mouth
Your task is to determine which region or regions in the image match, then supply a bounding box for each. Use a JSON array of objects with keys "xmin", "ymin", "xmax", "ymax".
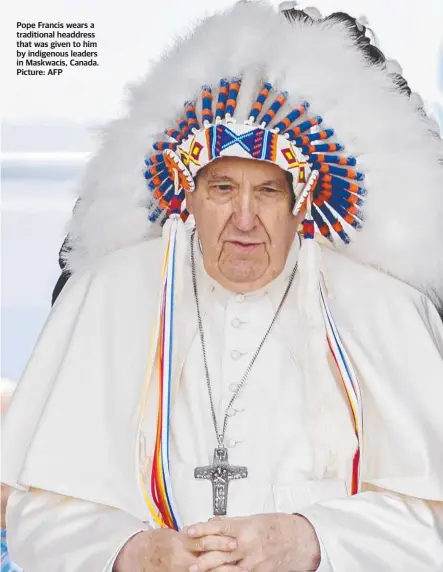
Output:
[{"xmin": 228, "ymin": 241, "xmax": 262, "ymax": 252}]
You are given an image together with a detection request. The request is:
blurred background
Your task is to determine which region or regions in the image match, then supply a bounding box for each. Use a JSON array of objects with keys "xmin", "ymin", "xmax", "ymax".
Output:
[{"xmin": 2, "ymin": 0, "xmax": 443, "ymax": 381}]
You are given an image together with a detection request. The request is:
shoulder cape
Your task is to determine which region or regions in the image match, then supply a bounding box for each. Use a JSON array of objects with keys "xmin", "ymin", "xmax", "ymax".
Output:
[{"xmin": 2, "ymin": 238, "xmax": 443, "ymax": 523}]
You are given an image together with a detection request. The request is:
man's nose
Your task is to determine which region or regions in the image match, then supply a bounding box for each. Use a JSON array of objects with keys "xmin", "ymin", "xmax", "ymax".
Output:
[{"xmin": 231, "ymin": 188, "xmax": 257, "ymax": 232}]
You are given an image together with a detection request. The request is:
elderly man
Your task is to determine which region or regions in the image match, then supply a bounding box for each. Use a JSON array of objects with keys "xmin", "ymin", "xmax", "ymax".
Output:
[{"xmin": 3, "ymin": 3, "xmax": 443, "ymax": 572}]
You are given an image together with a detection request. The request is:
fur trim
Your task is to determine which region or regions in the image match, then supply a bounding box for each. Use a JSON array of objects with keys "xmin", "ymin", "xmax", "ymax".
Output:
[{"xmin": 64, "ymin": 1, "xmax": 443, "ymax": 306}]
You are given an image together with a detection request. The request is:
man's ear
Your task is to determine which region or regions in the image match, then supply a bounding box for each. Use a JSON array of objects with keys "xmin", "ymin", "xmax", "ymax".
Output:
[
  {"xmin": 294, "ymin": 202, "xmax": 307, "ymax": 227},
  {"xmin": 184, "ymin": 189, "xmax": 194, "ymax": 215}
]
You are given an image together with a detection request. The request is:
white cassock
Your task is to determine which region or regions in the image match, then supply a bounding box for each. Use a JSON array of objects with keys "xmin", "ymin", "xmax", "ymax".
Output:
[{"xmin": 3, "ymin": 231, "xmax": 443, "ymax": 571}]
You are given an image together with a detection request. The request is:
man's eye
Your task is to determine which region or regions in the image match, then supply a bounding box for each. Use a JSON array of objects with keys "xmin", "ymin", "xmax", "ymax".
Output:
[
  {"xmin": 212, "ymin": 184, "xmax": 233, "ymax": 192},
  {"xmin": 261, "ymin": 187, "xmax": 279, "ymax": 193}
]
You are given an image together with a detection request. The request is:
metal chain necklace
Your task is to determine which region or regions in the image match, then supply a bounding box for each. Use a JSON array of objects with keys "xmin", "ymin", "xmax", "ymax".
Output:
[{"xmin": 191, "ymin": 229, "xmax": 298, "ymax": 515}]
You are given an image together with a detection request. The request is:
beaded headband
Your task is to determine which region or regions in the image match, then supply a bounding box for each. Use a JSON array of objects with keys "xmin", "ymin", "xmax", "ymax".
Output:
[{"xmin": 144, "ymin": 78, "xmax": 366, "ymax": 244}]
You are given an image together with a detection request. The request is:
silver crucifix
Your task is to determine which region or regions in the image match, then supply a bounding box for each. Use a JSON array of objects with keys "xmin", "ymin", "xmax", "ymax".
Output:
[{"xmin": 194, "ymin": 447, "xmax": 248, "ymax": 515}]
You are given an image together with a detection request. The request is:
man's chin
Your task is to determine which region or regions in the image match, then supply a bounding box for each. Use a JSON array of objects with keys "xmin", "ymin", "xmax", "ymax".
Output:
[{"xmin": 219, "ymin": 262, "xmax": 267, "ymax": 288}]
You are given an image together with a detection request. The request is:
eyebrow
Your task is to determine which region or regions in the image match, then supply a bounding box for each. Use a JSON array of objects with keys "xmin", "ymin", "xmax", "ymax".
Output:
[
  {"xmin": 258, "ymin": 179, "xmax": 287, "ymax": 189},
  {"xmin": 206, "ymin": 173, "xmax": 236, "ymax": 182}
]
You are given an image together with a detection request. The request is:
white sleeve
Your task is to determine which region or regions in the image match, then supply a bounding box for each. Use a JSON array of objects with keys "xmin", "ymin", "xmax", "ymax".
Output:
[
  {"xmin": 298, "ymin": 489, "xmax": 443, "ymax": 571},
  {"xmin": 315, "ymin": 534, "xmax": 333, "ymax": 571},
  {"xmin": 6, "ymin": 488, "xmax": 150, "ymax": 572}
]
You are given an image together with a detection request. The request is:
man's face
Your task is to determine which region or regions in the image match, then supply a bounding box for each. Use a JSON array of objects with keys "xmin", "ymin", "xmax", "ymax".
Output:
[{"xmin": 186, "ymin": 156, "xmax": 303, "ymax": 292}]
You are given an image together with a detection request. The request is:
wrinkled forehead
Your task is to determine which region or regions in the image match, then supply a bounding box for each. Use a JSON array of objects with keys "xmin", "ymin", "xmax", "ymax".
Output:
[{"xmin": 195, "ymin": 156, "xmax": 291, "ymax": 186}]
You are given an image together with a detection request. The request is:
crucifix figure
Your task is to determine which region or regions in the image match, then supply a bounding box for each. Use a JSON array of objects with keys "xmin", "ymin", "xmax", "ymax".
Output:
[{"xmin": 194, "ymin": 447, "xmax": 248, "ymax": 516}]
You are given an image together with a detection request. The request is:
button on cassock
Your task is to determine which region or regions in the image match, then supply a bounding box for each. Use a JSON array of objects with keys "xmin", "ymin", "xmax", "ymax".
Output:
[
  {"xmin": 233, "ymin": 399, "xmax": 245, "ymax": 412},
  {"xmin": 228, "ymin": 384, "xmax": 245, "ymax": 402}
]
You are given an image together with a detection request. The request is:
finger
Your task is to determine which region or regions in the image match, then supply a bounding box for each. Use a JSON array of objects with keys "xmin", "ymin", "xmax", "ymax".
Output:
[
  {"xmin": 207, "ymin": 567, "xmax": 247, "ymax": 572},
  {"xmin": 236, "ymin": 554, "xmax": 260, "ymax": 572},
  {"xmin": 188, "ymin": 534, "xmax": 237, "ymax": 553},
  {"xmin": 185, "ymin": 519, "xmax": 233, "ymax": 538},
  {"xmin": 189, "ymin": 549, "xmax": 240, "ymax": 572}
]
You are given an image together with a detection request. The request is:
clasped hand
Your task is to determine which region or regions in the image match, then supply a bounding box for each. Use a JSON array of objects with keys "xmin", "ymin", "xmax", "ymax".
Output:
[{"xmin": 114, "ymin": 513, "xmax": 321, "ymax": 572}]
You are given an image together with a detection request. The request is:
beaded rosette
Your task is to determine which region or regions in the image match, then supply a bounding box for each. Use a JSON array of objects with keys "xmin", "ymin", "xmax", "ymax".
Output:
[{"xmin": 145, "ymin": 78, "xmax": 366, "ymax": 243}]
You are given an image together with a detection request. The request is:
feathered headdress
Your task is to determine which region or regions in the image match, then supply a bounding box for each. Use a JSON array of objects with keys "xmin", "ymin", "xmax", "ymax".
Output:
[
  {"xmin": 65, "ymin": 1, "xmax": 443, "ymax": 306},
  {"xmin": 146, "ymin": 80, "xmax": 363, "ymax": 245}
]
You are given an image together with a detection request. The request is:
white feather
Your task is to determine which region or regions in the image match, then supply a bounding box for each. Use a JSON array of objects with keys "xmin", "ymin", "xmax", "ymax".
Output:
[
  {"xmin": 303, "ymin": 6, "xmax": 323, "ymax": 20},
  {"xmin": 63, "ymin": 1, "xmax": 443, "ymax": 307},
  {"xmin": 279, "ymin": 1, "xmax": 298, "ymax": 11}
]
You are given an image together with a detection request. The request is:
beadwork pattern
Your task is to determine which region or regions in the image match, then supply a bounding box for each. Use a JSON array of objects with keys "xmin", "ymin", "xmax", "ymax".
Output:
[{"xmin": 144, "ymin": 79, "xmax": 366, "ymax": 244}]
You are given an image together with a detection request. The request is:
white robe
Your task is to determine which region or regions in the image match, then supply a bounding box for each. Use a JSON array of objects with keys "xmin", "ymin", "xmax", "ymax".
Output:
[{"xmin": 3, "ymin": 232, "xmax": 443, "ymax": 571}]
